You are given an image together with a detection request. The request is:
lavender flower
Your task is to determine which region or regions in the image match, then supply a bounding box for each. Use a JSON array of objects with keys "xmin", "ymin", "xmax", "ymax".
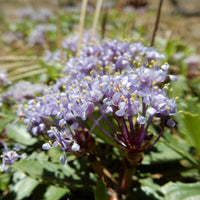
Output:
[
  {"xmin": 28, "ymin": 24, "xmax": 57, "ymax": 46},
  {"xmin": 2, "ymin": 81, "xmax": 44, "ymax": 104},
  {"xmin": 0, "ymin": 142, "xmax": 26, "ymax": 172},
  {"xmin": 2, "ymin": 32, "xmax": 23, "ymax": 44},
  {"xmin": 145, "ymin": 47, "xmax": 165, "ymax": 61},
  {"xmin": 18, "ymin": 7, "xmax": 53, "ymax": 22},
  {"xmin": 23, "ymin": 39, "xmax": 177, "ymax": 163},
  {"xmin": 44, "ymin": 50, "xmax": 67, "ymax": 64},
  {"xmin": 18, "ymin": 7, "xmax": 35, "ymax": 19}
]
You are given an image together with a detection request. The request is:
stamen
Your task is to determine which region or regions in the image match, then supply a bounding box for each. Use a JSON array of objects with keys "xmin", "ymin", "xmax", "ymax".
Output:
[
  {"xmin": 165, "ymin": 106, "xmax": 170, "ymax": 110},
  {"xmin": 154, "ymin": 86, "xmax": 159, "ymax": 90}
]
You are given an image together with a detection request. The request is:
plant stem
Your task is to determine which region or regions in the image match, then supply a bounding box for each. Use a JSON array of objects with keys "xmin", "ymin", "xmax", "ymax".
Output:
[
  {"xmin": 118, "ymin": 156, "xmax": 137, "ymax": 195},
  {"xmin": 86, "ymin": 140, "xmax": 117, "ymax": 187},
  {"xmin": 77, "ymin": 0, "xmax": 88, "ymax": 56},
  {"xmin": 90, "ymin": 0, "xmax": 103, "ymax": 44},
  {"xmin": 150, "ymin": 0, "xmax": 163, "ymax": 46}
]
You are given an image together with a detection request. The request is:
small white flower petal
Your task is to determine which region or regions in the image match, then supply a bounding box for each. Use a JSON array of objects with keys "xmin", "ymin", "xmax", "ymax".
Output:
[
  {"xmin": 169, "ymin": 75, "xmax": 177, "ymax": 81},
  {"xmin": 71, "ymin": 142, "xmax": 80, "ymax": 152},
  {"xmin": 137, "ymin": 115, "xmax": 146, "ymax": 124},
  {"xmin": 42, "ymin": 143, "xmax": 51, "ymax": 150},
  {"xmin": 161, "ymin": 64, "xmax": 169, "ymax": 71},
  {"xmin": 147, "ymin": 107, "xmax": 157, "ymax": 116}
]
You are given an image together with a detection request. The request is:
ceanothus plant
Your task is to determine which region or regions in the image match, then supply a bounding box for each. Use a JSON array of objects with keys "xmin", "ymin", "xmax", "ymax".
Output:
[{"xmin": 21, "ymin": 39, "xmax": 177, "ymax": 195}]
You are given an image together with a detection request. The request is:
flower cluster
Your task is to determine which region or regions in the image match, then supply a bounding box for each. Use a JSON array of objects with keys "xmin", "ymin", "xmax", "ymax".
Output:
[
  {"xmin": 2, "ymin": 81, "xmax": 44, "ymax": 104},
  {"xmin": 22, "ymin": 39, "xmax": 177, "ymax": 163},
  {"xmin": 2, "ymin": 32, "xmax": 23, "ymax": 45},
  {"xmin": 0, "ymin": 142, "xmax": 26, "ymax": 172},
  {"xmin": 28, "ymin": 24, "xmax": 57, "ymax": 46},
  {"xmin": 45, "ymin": 49, "xmax": 67, "ymax": 64},
  {"xmin": 18, "ymin": 7, "xmax": 53, "ymax": 22}
]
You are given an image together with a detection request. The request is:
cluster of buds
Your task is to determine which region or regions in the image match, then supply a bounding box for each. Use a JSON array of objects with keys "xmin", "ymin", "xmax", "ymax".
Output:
[{"xmin": 22, "ymin": 39, "xmax": 177, "ymax": 163}]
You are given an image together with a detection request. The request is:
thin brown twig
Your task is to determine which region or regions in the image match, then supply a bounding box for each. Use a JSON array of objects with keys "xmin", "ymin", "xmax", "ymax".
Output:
[
  {"xmin": 101, "ymin": 10, "xmax": 108, "ymax": 40},
  {"xmin": 150, "ymin": 0, "xmax": 163, "ymax": 46}
]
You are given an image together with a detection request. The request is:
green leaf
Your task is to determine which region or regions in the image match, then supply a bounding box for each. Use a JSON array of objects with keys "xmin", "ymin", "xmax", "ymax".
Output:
[
  {"xmin": 144, "ymin": 127, "xmax": 199, "ymax": 167},
  {"xmin": 7, "ymin": 124, "xmax": 37, "ymax": 146},
  {"xmin": 159, "ymin": 131, "xmax": 199, "ymax": 168},
  {"xmin": 0, "ymin": 111, "xmax": 16, "ymax": 133},
  {"xmin": 12, "ymin": 158, "xmax": 77, "ymax": 180},
  {"xmin": 170, "ymin": 75, "xmax": 187, "ymax": 98},
  {"xmin": 48, "ymin": 148, "xmax": 76, "ymax": 163},
  {"xmin": 143, "ymin": 131, "xmax": 184, "ymax": 165},
  {"xmin": 161, "ymin": 182, "xmax": 200, "ymax": 200},
  {"xmin": 139, "ymin": 178, "xmax": 163, "ymax": 200},
  {"xmin": 12, "ymin": 158, "xmax": 93, "ymax": 190},
  {"xmin": 189, "ymin": 78, "xmax": 200, "ymax": 97},
  {"xmin": 177, "ymin": 96, "xmax": 200, "ymax": 114},
  {"xmin": 140, "ymin": 179, "xmax": 200, "ymax": 200},
  {"xmin": 12, "ymin": 159, "xmax": 43, "ymax": 180},
  {"xmin": 29, "ymin": 151, "xmax": 49, "ymax": 162},
  {"xmin": 165, "ymin": 40, "xmax": 176, "ymax": 59},
  {"xmin": 94, "ymin": 179, "xmax": 109, "ymax": 200},
  {"xmin": 181, "ymin": 112, "xmax": 200, "ymax": 154},
  {"xmin": 44, "ymin": 185, "xmax": 69, "ymax": 200},
  {"xmin": 11, "ymin": 176, "xmax": 39, "ymax": 200},
  {"xmin": 0, "ymin": 173, "xmax": 10, "ymax": 191}
]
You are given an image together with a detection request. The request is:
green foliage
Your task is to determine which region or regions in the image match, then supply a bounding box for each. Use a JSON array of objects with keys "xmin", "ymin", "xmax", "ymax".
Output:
[
  {"xmin": 161, "ymin": 182, "xmax": 200, "ymax": 200},
  {"xmin": 139, "ymin": 178, "xmax": 163, "ymax": 200},
  {"xmin": 0, "ymin": 173, "xmax": 10, "ymax": 191},
  {"xmin": 170, "ymin": 75, "xmax": 187, "ymax": 98},
  {"xmin": 37, "ymin": 59, "xmax": 63, "ymax": 81},
  {"xmin": 160, "ymin": 131, "xmax": 199, "ymax": 168},
  {"xmin": 10, "ymin": 175, "xmax": 39, "ymax": 200},
  {"xmin": 7, "ymin": 124, "xmax": 37, "ymax": 146},
  {"xmin": 8, "ymin": 20, "xmax": 36, "ymax": 36},
  {"xmin": 139, "ymin": 178, "xmax": 200, "ymax": 200},
  {"xmin": 12, "ymin": 158, "xmax": 80, "ymax": 186},
  {"xmin": 181, "ymin": 112, "xmax": 200, "ymax": 155},
  {"xmin": 94, "ymin": 179, "xmax": 109, "ymax": 200},
  {"xmin": 165, "ymin": 39, "xmax": 193, "ymax": 61},
  {"xmin": 189, "ymin": 78, "xmax": 200, "ymax": 97},
  {"xmin": 44, "ymin": 185, "xmax": 69, "ymax": 200}
]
